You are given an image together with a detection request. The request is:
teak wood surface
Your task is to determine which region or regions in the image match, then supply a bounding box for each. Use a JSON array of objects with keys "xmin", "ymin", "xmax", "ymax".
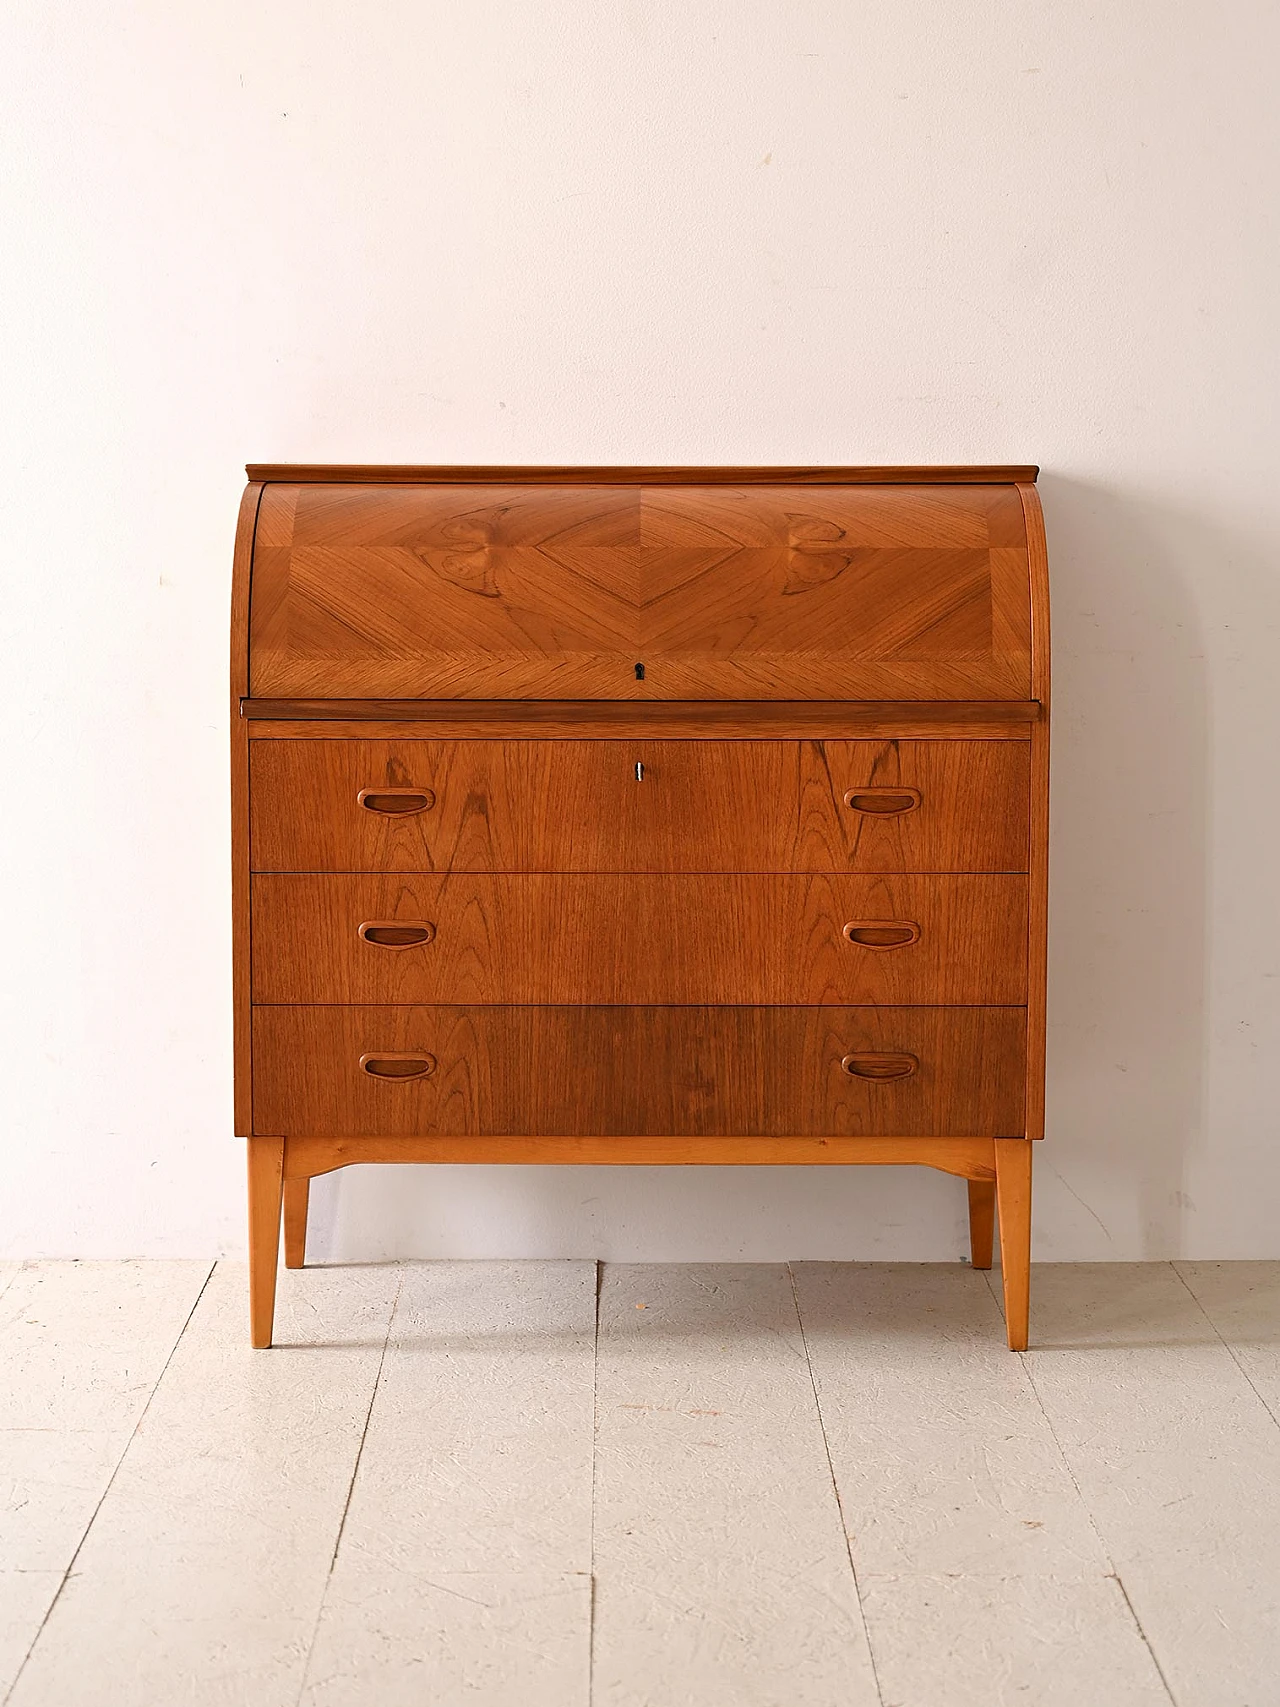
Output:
[
  {"xmin": 1020, "ymin": 483, "xmax": 1051, "ymax": 1144},
  {"xmin": 279, "ymin": 1131, "xmax": 1001, "ymax": 1178},
  {"xmin": 232, "ymin": 465, "xmax": 1048, "ymax": 1350},
  {"xmin": 242, "ymin": 700, "xmax": 1039, "ymax": 738},
  {"xmin": 250, "ymin": 738, "xmax": 1031, "ymax": 874},
  {"xmin": 250, "ymin": 872, "xmax": 1028, "ymax": 1006},
  {"xmin": 230, "ymin": 482, "xmax": 262, "ymax": 1136},
  {"xmin": 248, "ymin": 482, "xmax": 1033, "ymax": 702},
  {"xmin": 251, "ymin": 1005, "xmax": 1028, "ymax": 1139},
  {"xmin": 247, "ymin": 464, "xmax": 1040, "ymax": 486}
]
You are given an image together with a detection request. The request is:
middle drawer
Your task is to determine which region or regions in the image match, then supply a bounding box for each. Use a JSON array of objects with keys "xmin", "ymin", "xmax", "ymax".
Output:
[{"xmin": 251, "ymin": 873, "xmax": 1027, "ymax": 1005}]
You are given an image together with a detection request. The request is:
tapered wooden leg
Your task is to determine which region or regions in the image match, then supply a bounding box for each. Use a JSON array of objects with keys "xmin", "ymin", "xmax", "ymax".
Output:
[
  {"xmin": 283, "ymin": 1176, "xmax": 310, "ymax": 1269},
  {"xmin": 247, "ymin": 1136, "xmax": 285, "ymax": 1349},
  {"xmin": 967, "ymin": 1178, "xmax": 995, "ymax": 1270},
  {"xmin": 994, "ymin": 1138, "xmax": 1033, "ymax": 1351}
]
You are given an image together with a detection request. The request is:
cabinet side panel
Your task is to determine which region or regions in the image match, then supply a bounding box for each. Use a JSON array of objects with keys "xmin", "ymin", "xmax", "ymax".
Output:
[
  {"xmin": 232, "ymin": 482, "xmax": 264, "ymax": 1136},
  {"xmin": 1018, "ymin": 482, "xmax": 1050, "ymax": 1139}
]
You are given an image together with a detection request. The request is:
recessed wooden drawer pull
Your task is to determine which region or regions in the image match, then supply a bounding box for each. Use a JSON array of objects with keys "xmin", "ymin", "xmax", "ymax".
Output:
[
  {"xmin": 357, "ymin": 787, "xmax": 436, "ymax": 816},
  {"xmin": 359, "ymin": 1052, "xmax": 437, "ymax": 1080},
  {"xmin": 842, "ymin": 920, "xmax": 921, "ymax": 950},
  {"xmin": 358, "ymin": 920, "xmax": 436, "ymax": 949},
  {"xmin": 843, "ymin": 787, "xmax": 921, "ymax": 816},
  {"xmin": 840, "ymin": 1052, "xmax": 919, "ymax": 1080}
]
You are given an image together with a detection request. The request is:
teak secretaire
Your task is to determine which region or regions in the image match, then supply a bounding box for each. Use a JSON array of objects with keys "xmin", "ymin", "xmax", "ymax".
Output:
[{"xmin": 231, "ymin": 465, "xmax": 1049, "ymax": 1348}]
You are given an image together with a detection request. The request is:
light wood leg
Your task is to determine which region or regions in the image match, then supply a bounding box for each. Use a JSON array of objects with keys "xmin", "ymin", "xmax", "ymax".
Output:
[
  {"xmin": 994, "ymin": 1138, "xmax": 1033, "ymax": 1350},
  {"xmin": 247, "ymin": 1137, "xmax": 285, "ymax": 1349},
  {"xmin": 283, "ymin": 1176, "xmax": 310, "ymax": 1270},
  {"xmin": 967, "ymin": 1178, "xmax": 995, "ymax": 1270}
]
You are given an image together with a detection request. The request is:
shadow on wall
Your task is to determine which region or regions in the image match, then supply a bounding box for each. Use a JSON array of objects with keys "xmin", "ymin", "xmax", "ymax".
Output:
[
  {"xmin": 305, "ymin": 476, "xmax": 1217, "ymax": 1264},
  {"xmin": 1039, "ymin": 473, "xmax": 1208, "ymax": 1258}
]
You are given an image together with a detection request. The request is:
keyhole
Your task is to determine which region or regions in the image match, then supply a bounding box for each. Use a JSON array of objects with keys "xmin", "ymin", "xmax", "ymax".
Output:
[
  {"xmin": 635, "ymin": 762, "xmax": 644, "ymax": 781},
  {"xmin": 634, "ymin": 662, "xmax": 645, "ymax": 680}
]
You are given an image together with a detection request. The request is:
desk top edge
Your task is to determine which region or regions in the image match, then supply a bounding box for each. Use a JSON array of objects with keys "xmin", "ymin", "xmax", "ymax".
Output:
[{"xmin": 244, "ymin": 464, "xmax": 1040, "ymax": 486}]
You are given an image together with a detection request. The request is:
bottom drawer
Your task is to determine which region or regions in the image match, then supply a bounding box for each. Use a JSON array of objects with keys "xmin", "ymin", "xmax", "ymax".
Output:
[{"xmin": 252, "ymin": 1006, "xmax": 1026, "ymax": 1138}]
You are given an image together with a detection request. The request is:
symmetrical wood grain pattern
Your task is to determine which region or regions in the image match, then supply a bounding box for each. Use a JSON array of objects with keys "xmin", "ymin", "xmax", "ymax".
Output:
[
  {"xmin": 233, "ymin": 465, "xmax": 1048, "ymax": 1349},
  {"xmin": 248, "ymin": 483, "xmax": 1033, "ymax": 701},
  {"xmin": 250, "ymin": 739, "xmax": 1031, "ymax": 874},
  {"xmin": 250, "ymin": 873, "xmax": 1027, "ymax": 1005},
  {"xmin": 252, "ymin": 1005, "xmax": 1027, "ymax": 1139}
]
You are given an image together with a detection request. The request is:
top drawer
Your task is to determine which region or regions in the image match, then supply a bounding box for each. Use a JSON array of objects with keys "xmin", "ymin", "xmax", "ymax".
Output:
[
  {"xmin": 247, "ymin": 482, "xmax": 1033, "ymax": 700},
  {"xmin": 249, "ymin": 739, "xmax": 1030, "ymax": 873}
]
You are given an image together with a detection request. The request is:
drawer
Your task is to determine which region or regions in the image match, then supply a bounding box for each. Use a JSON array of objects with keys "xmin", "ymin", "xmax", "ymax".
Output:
[
  {"xmin": 248, "ymin": 481, "xmax": 1031, "ymax": 700},
  {"xmin": 249, "ymin": 739, "xmax": 1030, "ymax": 873},
  {"xmin": 250, "ymin": 873, "xmax": 1028, "ymax": 1005},
  {"xmin": 251, "ymin": 1005, "xmax": 1027, "ymax": 1137}
]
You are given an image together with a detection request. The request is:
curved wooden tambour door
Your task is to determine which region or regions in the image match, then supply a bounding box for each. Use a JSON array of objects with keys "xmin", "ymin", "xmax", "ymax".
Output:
[{"xmin": 245, "ymin": 472, "xmax": 1039, "ymax": 701}]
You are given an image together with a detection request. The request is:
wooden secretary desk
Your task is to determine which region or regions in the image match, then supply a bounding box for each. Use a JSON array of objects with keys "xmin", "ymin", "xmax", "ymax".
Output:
[{"xmin": 231, "ymin": 465, "xmax": 1049, "ymax": 1350}]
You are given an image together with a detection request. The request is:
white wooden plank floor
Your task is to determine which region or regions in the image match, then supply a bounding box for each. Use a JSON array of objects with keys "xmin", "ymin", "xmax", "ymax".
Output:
[
  {"xmin": 1, "ymin": 1259, "xmax": 1278, "ymax": 1707},
  {"xmin": 592, "ymin": 1264, "xmax": 877, "ymax": 1706},
  {"xmin": 0, "ymin": 1260, "xmax": 212, "ymax": 1699},
  {"xmin": 299, "ymin": 1261, "xmax": 597, "ymax": 1707}
]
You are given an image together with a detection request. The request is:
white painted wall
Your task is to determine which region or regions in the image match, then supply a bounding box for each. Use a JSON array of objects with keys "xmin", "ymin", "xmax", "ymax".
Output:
[{"xmin": 3, "ymin": 2, "xmax": 1277, "ymax": 1262}]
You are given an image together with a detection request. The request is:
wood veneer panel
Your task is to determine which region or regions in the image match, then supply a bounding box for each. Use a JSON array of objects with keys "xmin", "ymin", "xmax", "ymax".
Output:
[
  {"xmin": 249, "ymin": 739, "xmax": 1031, "ymax": 874},
  {"xmin": 250, "ymin": 873, "xmax": 1027, "ymax": 1006},
  {"xmin": 247, "ymin": 484, "xmax": 1032, "ymax": 701},
  {"xmin": 252, "ymin": 1005, "xmax": 1028, "ymax": 1138}
]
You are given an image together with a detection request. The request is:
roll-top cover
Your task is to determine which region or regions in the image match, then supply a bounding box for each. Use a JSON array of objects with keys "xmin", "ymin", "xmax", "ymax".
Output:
[{"xmin": 245, "ymin": 474, "xmax": 1040, "ymax": 701}]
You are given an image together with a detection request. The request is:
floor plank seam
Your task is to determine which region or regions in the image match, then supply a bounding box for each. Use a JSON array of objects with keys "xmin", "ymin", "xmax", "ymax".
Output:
[
  {"xmin": 1170, "ymin": 1262, "xmax": 1280, "ymax": 1435},
  {"xmin": 293, "ymin": 1264, "xmax": 404, "ymax": 1707},
  {"xmin": 0, "ymin": 1263, "xmax": 26, "ymax": 1309},
  {"xmin": 785, "ymin": 1262, "xmax": 886, "ymax": 1707},
  {"xmin": 983, "ymin": 1268, "xmax": 1181, "ymax": 1707},
  {"xmin": 0, "ymin": 1258, "xmax": 217, "ymax": 1707},
  {"xmin": 1111, "ymin": 1571, "xmax": 1182, "ymax": 1707},
  {"xmin": 587, "ymin": 1258, "xmax": 602, "ymax": 1707}
]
